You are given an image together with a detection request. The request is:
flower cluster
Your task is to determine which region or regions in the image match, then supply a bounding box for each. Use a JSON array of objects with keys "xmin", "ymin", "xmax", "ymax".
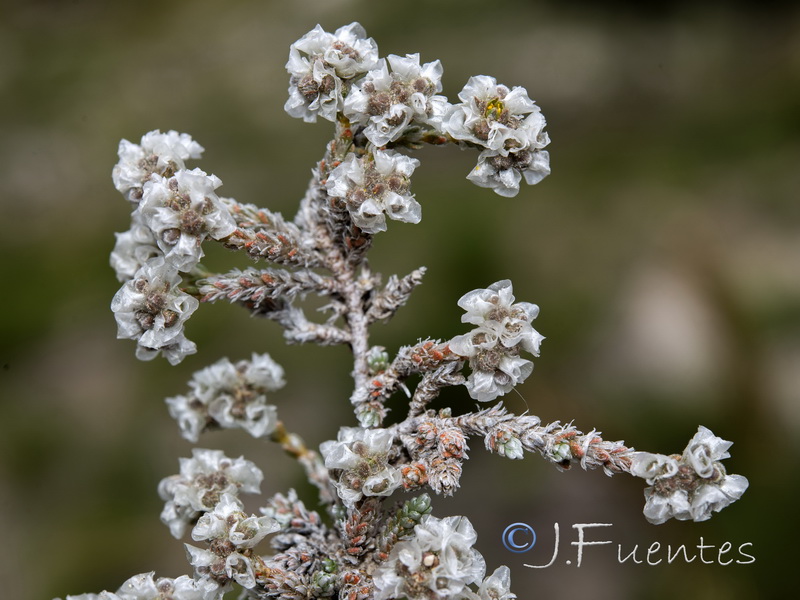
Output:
[
  {"xmin": 60, "ymin": 572, "xmax": 220, "ymax": 600},
  {"xmin": 110, "ymin": 257, "xmax": 199, "ymax": 365},
  {"xmin": 344, "ymin": 53, "xmax": 449, "ymax": 146},
  {"xmin": 444, "ymin": 76, "xmax": 550, "ymax": 197},
  {"xmin": 166, "ymin": 353, "xmax": 284, "ymax": 442},
  {"xmin": 630, "ymin": 426, "xmax": 749, "ymax": 524},
  {"xmin": 285, "ymin": 22, "xmax": 549, "ymax": 210},
  {"xmin": 449, "ymin": 280, "xmax": 544, "ymax": 401},
  {"xmin": 158, "ymin": 449, "xmax": 263, "ymax": 539},
  {"xmin": 112, "ymin": 130, "xmax": 204, "ymax": 203},
  {"xmin": 110, "ymin": 130, "xmax": 237, "ymax": 364},
  {"xmin": 285, "ymin": 22, "xmax": 379, "ymax": 123},
  {"xmin": 320, "ymin": 427, "xmax": 402, "ymax": 506},
  {"xmin": 186, "ymin": 494, "xmax": 279, "ymax": 590},
  {"xmin": 373, "ymin": 514, "xmax": 504, "ymax": 600},
  {"xmin": 325, "ymin": 148, "xmax": 420, "ymax": 233}
]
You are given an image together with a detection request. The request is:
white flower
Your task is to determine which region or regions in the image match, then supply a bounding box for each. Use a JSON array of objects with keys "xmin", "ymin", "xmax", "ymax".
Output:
[
  {"xmin": 110, "ymin": 213, "xmax": 162, "ymax": 283},
  {"xmin": 689, "ymin": 475, "xmax": 749, "ymax": 522},
  {"xmin": 326, "ymin": 149, "xmax": 421, "ymax": 233},
  {"xmin": 285, "ymin": 22, "xmax": 379, "ymax": 123},
  {"xmin": 467, "ymin": 148, "xmax": 551, "ymax": 198},
  {"xmin": 642, "ymin": 488, "xmax": 692, "ymax": 525},
  {"xmin": 166, "ymin": 354, "xmax": 284, "ymax": 442},
  {"xmin": 242, "ymin": 352, "xmax": 286, "ymax": 391},
  {"xmin": 454, "ymin": 280, "xmax": 543, "ymax": 354},
  {"xmin": 442, "ymin": 76, "xmax": 551, "ymax": 196},
  {"xmin": 320, "ymin": 427, "xmax": 401, "ymax": 505},
  {"xmin": 478, "ymin": 566, "xmax": 516, "ymax": 600},
  {"xmin": 113, "ymin": 130, "xmax": 204, "ymax": 203},
  {"xmin": 115, "ymin": 573, "xmax": 221, "ymax": 600},
  {"xmin": 632, "ymin": 427, "xmax": 748, "ymax": 524},
  {"xmin": 373, "ymin": 515, "xmax": 486, "ymax": 600},
  {"xmin": 450, "ymin": 281, "xmax": 543, "ymax": 401},
  {"xmin": 164, "ymin": 394, "xmax": 207, "ymax": 443},
  {"xmin": 158, "ymin": 449, "xmax": 263, "ymax": 539},
  {"xmin": 191, "ymin": 494, "xmax": 277, "ymax": 548},
  {"xmin": 187, "ymin": 494, "xmax": 278, "ymax": 589},
  {"xmin": 682, "ymin": 425, "xmax": 733, "ymax": 478},
  {"xmin": 344, "ymin": 53, "xmax": 450, "ymax": 146},
  {"xmin": 111, "ymin": 257, "xmax": 198, "ymax": 365},
  {"xmin": 137, "ymin": 169, "xmax": 236, "ymax": 272},
  {"xmin": 64, "ymin": 573, "xmax": 220, "ymax": 600},
  {"xmin": 443, "ymin": 76, "xmax": 548, "ymax": 155},
  {"xmin": 629, "ymin": 452, "xmax": 680, "ymax": 484},
  {"xmin": 461, "ymin": 353, "xmax": 533, "ymax": 402}
]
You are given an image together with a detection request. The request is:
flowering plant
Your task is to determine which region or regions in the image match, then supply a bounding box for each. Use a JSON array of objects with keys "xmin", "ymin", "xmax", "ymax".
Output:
[{"xmin": 63, "ymin": 22, "xmax": 747, "ymax": 600}]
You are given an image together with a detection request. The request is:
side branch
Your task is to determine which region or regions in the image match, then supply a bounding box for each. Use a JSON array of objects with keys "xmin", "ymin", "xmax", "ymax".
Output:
[
  {"xmin": 365, "ymin": 267, "xmax": 426, "ymax": 324},
  {"xmin": 271, "ymin": 422, "xmax": 337, "ymax": 505},
  {"xmin": 452, "ymin": 404, "xmax": 634, "ymax": 475},
  {"xmin": 220, "ymin": 199, "xmax": 320, "ymax": 268},
  {"xmin": 199, "ymin": 267, "xmax": 338, "ymax": 309}
]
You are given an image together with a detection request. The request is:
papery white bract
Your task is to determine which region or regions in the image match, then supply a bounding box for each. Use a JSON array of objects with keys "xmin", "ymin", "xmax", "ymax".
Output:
[
  {"xmin": 110, "ymin": 213, "xmax": 162, "ymax": 282},
  {"xmin": 187, "ymin": 493, "xmax": 278, "ymax": 589},
  {"xmin": 443, "ymin": 75, "xmax": 550, "ymax": 196},
  {"xmin": 444, "ymin": 76, "xmax": 547, "ymax": 155},
  {"xmin": 478, "ymin": 566, "xmax": 516, "ymax": 600},
  {"xmin": 166, "ymin": 353, "xmax": 284, "ymax": 442},
  {"xmin": 467, "ymin": 148, "xmax": 551, "ymax": 198},
  {"xmin": 114, "ymin": 572, "xmax": 221, "ymax": 600}
]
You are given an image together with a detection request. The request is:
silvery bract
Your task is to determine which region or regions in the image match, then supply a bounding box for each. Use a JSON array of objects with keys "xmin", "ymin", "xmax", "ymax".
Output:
[
  {"xmin": 166, "ymin": 354, "xmax": 284, "ymax": 442},
  {"xmin": 158, "ymin": 449, "xmax": 263, "ymax": 539}
]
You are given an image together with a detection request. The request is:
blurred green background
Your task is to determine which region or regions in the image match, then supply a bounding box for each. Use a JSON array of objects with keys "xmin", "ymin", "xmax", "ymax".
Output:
[{"xmin": 1, "ymin": 0, "xmax": 798, "ymax": 598}]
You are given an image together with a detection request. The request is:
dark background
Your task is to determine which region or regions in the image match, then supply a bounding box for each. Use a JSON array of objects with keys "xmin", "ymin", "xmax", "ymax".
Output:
[{"xmin": 1, "ymin": 1, "xmax": 797, "ymax": 598}]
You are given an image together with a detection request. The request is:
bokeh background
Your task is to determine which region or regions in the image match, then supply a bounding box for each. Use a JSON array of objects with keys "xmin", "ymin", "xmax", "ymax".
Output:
[{"xmin": 1, "ymin": 1, "xmax": 798, "ymax": 598}]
